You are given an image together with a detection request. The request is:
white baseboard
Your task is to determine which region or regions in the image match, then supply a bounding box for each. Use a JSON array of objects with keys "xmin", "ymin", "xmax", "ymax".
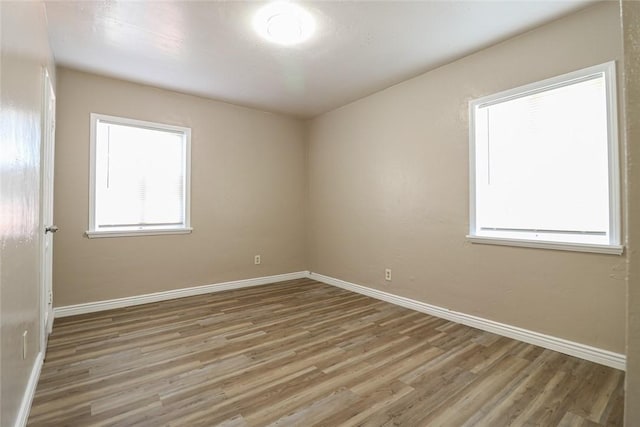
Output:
[
  {"xmin": 52, "ymin": 269, "xmax": 625, "ymax": 370},
  {"xmin": 55, "ymin": 271, "xmax": 310, "ymax": 318},
  {"xmin": 308, "ymin": 272, "xmax": 626, "ymax": 371},
  {"xmin": 14, "ymin": 351, "xmax": 44, "ymax": 427}
]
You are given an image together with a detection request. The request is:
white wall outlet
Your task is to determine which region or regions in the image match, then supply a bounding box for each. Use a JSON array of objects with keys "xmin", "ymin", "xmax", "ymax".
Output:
[
  {"xmin": 385, "ymin": 268, "xmax": 392, "ymax": 281},
  {"xmin": 254, "ymin": 255, "xmax": 261, "ymax": 265},
  {"xmin": 23, "ymin": 330, "xmax": 28, "ymax": 359}
]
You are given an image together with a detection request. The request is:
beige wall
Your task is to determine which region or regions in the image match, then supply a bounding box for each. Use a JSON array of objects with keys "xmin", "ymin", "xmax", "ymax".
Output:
[
  {"xmin": 308, "ymin": 2, "xmax": 626, "ymax": 353},
  {"xmin": 0, "ymin": 2, "xmax": 55, "ymax": 425},
  {"xmin": 53, "ymin": 68, "xmax": 307, "ymax": 306},
  {"xmin": 622, "ymin": 1, "xmax": 640, "ymax": 424},
  {"xmin": 53, "ymin": 3, "xmax": 629, "ymax": 354}
]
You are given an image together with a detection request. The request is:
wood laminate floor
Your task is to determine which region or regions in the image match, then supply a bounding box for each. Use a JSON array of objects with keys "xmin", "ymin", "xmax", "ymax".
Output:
[{"xmin": 28, "ymin": 279, "xmax": 624, "ymax": 427}]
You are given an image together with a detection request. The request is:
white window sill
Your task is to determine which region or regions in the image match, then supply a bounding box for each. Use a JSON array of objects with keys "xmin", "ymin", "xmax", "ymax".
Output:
[
  {"xmin": 466, "ymin": 235, "xmax": 623, "ymax": 255},
  {"xmin": 86, "ymin": 228, "xmax": 193, "ymax": 239}
]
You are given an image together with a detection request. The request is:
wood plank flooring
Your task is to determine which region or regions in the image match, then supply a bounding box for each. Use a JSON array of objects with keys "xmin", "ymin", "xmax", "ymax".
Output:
[{"xmin": 28, "ymin": 278, "xmax": 625, "ymax": 426}]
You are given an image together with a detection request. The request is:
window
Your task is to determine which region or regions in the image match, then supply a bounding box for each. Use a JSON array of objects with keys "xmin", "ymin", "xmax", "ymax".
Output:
[
  {"xmin": 87, "ymin": 114, "xmax": 191, "ymax": 238},
  {"xmin": 468, "ymin": 62, "xmax": 622, "ymax": 254}
]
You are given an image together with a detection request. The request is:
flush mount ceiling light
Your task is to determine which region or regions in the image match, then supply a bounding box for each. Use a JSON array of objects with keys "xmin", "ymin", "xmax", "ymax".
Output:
[{"xmin": 253, "ymin": 2, "xmax": 316, "ymax": 46}]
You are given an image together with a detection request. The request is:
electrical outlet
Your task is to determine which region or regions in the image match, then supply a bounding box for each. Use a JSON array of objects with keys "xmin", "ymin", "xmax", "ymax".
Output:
[
  {"xmin": 23, "ymin": 330, "xmax": 28, "ymax": 359},
  {"xmin": 385, "ymin": 268, "xmax": 392, "ymax": 281},
  {"xmin": 254, "ymin": 255, "xmax": 261, "ymax": 265}
]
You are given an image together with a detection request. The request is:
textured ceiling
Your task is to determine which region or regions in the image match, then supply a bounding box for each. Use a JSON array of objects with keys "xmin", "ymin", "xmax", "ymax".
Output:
[{"xmin": 44, "ymin": 1, "xmax": 595, "ymax": 118}]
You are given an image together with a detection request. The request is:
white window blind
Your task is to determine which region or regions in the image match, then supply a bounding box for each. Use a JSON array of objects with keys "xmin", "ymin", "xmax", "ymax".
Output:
[
  {"xmin": 88, "ymin": 114, "xmax": 191, "ymax": 238},
  {"xmin": 468, "ymin": 62, "xmax": 621, "ymax": 253}
]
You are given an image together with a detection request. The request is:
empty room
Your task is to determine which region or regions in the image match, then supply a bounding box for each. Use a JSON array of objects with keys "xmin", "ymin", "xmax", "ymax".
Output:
[{"xmin": 2, "ymin": 0, "xmax": 639, "ymax": 426}]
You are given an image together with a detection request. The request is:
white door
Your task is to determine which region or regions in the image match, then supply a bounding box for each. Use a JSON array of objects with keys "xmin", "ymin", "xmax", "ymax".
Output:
[{"xmin": 41, "ymin": 68, "xmax": 56, "ymax": 350}]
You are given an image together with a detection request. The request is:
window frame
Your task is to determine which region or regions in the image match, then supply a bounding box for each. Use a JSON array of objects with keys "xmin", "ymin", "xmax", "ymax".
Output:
[
  {"xmin": 467, "ymin": 61, "xmax": 622, "ymax": 255},
  {"xmin": 87, "ymin": 113, "xmax": 192, "ymax": 239}
]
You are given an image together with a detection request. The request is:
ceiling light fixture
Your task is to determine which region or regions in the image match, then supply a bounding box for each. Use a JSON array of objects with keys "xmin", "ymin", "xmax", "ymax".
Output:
[{"xmin": 253, "ymin": 2, "xmax": 315, "ymax": 46}]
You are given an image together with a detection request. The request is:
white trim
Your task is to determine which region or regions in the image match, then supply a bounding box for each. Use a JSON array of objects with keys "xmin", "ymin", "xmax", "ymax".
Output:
[
  {"xmin": 14, "ymin": 351, "xmax": 44, "ymax": 427},
  {"xmin": 466, "ymin": 235, "xmax": 624, "ymax": 255},
  {"xmin": 604, "ymin": 61, "xmax": 621, "ymax": 246},
  {"xmin": 54, "ymin": 271, "xmax": 309, "ymax": 318},
  {"xmin": 472, "ymin": 62, "xmax": 616, "ymax": 108},
  {"xmin": 468, "ymin": 61, "xmax": 622, "ymax": 251},
  {"xmin": 308, "ymin": 272, "xmax": 626, "ymax": 371},
  {"xmin": 85, "ymin": 227, "xmax": 193, "ymax": 239},
  {"xmin": 39, "ymin": 66, "xmax": 56, "ymax": 353},
  {"xmin": 53, "ymin": 270, "xmax": 626, "ymax": 370},
  {"xmin": 88, "ymin": 113, "xmax": 192, "ymax": 235}
]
